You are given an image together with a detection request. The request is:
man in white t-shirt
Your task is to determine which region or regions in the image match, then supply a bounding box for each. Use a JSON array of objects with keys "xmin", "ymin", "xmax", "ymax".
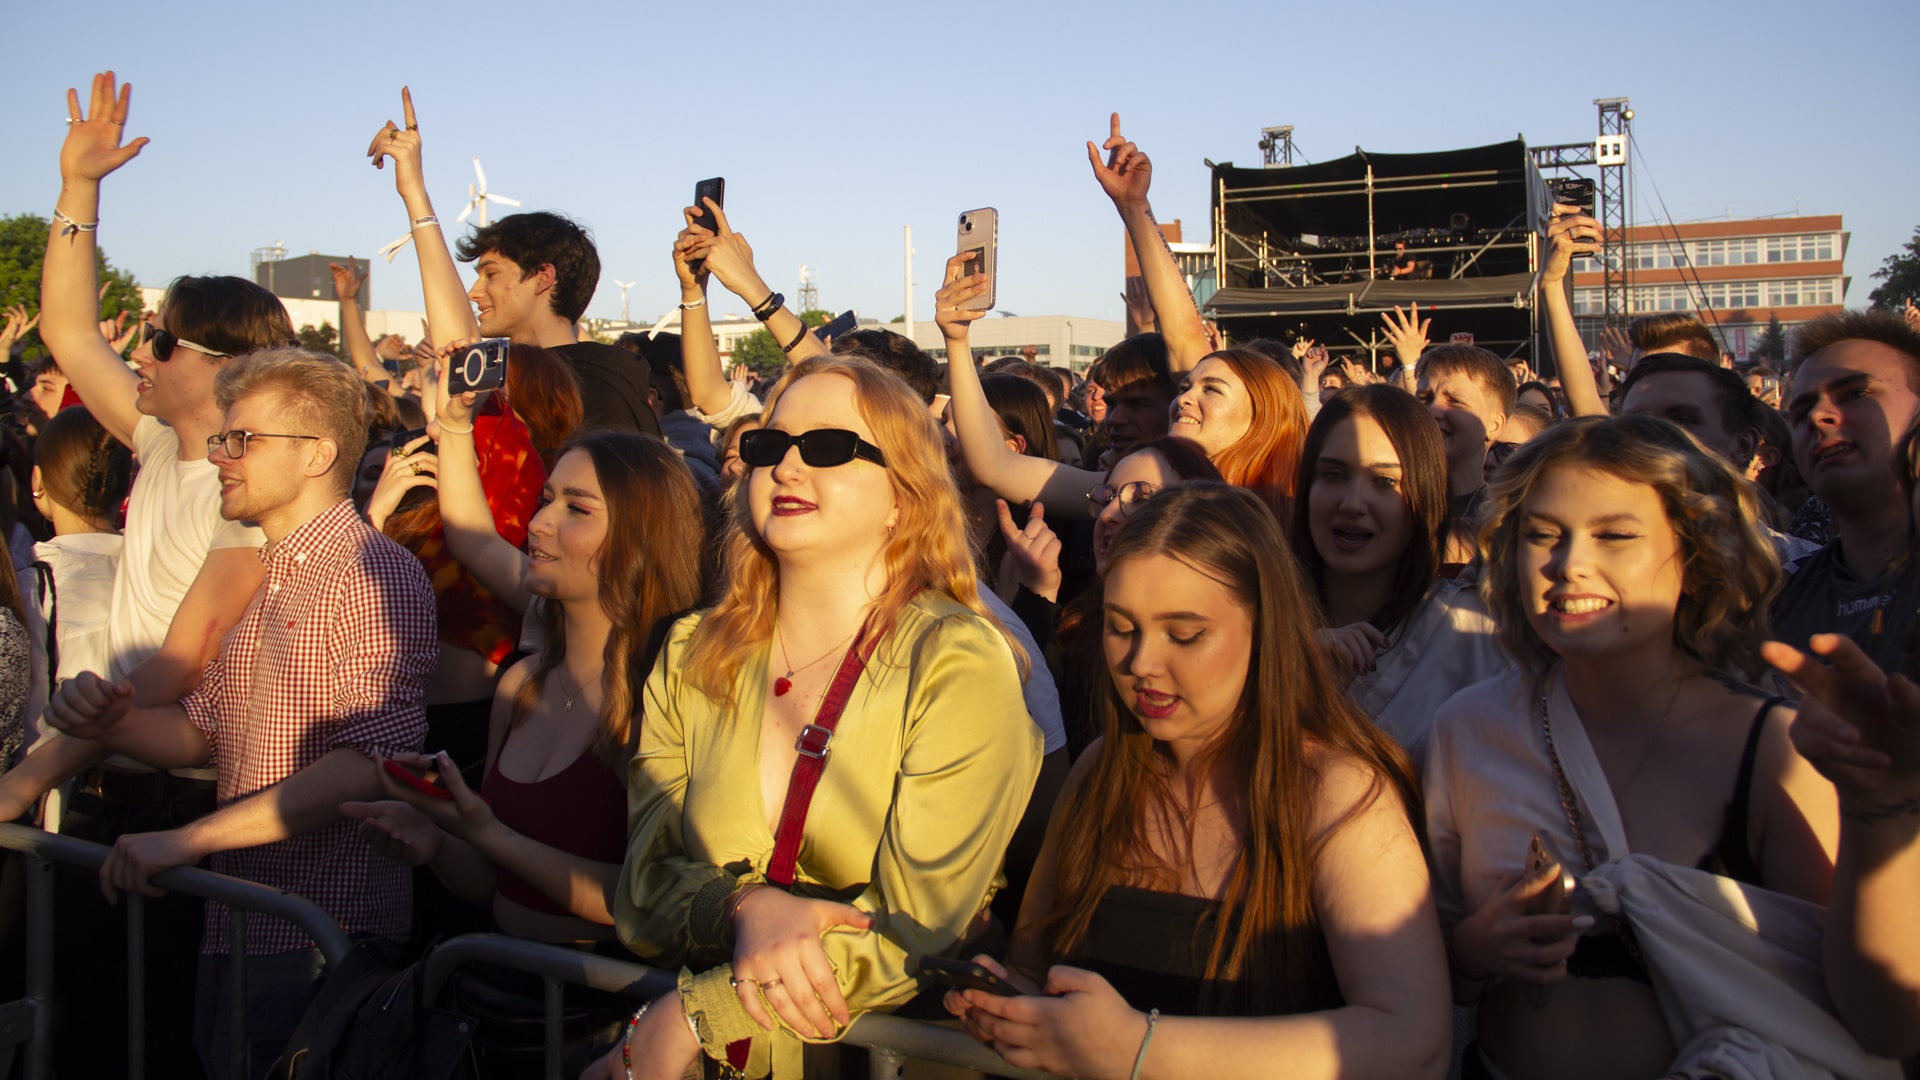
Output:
[{"xmin": 0, "ymin": 71, "xmax": 292, "ymax": 1075}]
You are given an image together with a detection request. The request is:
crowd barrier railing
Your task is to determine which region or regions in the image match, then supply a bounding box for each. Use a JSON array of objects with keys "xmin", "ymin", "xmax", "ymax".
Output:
[
  {"xmin": 0, "ymin": 821, "xmax": 353, "ymax": 1080},
  {"xmin": 420, "ymin": 933, "xmax": 1056, "ymax": 1080},
  {"xmin": 0, "ymin": 824, "xmax": 1053, "ymax": 1080}
]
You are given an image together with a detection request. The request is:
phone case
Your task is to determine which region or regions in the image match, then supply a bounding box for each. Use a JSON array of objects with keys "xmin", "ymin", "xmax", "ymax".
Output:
[
  {"xmin": 956, "ymin": 208, "xmax": 998, "ymax": 312},
  {"xmin": 692, "ymin": 177, "xmax": 726, "ymax": 232},
  {"xmin": 383, "ymin": 758, "xmax": 454, "ymax": 801}
]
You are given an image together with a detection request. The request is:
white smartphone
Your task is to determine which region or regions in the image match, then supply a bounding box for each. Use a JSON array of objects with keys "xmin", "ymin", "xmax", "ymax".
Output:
[{"xmin": 956, "ymin": 208, "xmax": 999, "ymax": 312}]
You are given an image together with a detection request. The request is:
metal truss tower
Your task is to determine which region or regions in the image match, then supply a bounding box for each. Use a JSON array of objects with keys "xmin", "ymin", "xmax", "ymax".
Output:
[{"xmin": 1593, "ymin": 98, "xmax": 1634, "ymax": 330}]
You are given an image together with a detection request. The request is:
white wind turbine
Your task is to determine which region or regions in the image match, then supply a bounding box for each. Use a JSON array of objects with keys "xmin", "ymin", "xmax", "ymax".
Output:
[
  {"xmin": 613, "ymin": 279, "xmax": 636, "ymax": 324},
  {"xmin": 378, "ymin": 157, "xmax": 525, "ymax": 262},
  {"xmin": 457, "ymin": 158, "xmax": 521, "ymax": 227}
]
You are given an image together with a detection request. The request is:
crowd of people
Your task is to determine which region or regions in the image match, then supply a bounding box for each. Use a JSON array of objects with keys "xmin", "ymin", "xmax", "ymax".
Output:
[{"xmin": 0, "ymin": 72, "xmax": 1916, "ymax": 1080}]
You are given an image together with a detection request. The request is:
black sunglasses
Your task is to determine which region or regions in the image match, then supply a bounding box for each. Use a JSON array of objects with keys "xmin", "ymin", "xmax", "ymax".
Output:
[
  {"xmin": 146, "ymin": 323, "xmax": 231, "ymax": 362},
  {"xmin": 738, "ymin": 428, "xmax": 888, "ymax": 470}
]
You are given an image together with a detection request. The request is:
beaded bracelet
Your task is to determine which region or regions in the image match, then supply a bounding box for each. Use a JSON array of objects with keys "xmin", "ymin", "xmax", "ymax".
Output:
[{"xmin": 622, "ymin": 1000, "xmax": 652, "ymax": 1080}]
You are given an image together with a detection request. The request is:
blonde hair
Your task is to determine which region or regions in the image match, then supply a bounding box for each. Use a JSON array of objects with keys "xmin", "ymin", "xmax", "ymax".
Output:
[
  {"xmin": 213, "ymin": 347, "xmax": 368, "ymax": 493},
  {"xmin": 682, "ymin": 356, "xmax": 1023, "ymax": 703},
  {"xmin": 1478, "ymin": 415, "xmax": 1780, "ymax": 679}
]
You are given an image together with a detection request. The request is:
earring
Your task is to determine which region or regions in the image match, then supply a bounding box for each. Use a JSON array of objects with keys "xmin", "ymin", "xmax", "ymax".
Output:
[{"xmin": 30, "ymin": 489, "xmax": 45, "ymax": 500}]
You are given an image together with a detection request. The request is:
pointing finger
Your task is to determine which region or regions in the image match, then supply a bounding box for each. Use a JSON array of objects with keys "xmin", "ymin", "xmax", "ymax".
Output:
[{"xmin": 401, "ymin": 86, "xmax": 417, "ymax": 129}]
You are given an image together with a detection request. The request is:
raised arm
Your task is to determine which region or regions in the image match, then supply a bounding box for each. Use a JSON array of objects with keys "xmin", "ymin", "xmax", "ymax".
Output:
[
  {"xmin": 1538, "ymin": 206, "xmax": 1608, "ymax": 418},
  {"xmin": 1090, "ymin": 113, "xmax": 1210, "ymax": 374},
  {"xmin": 696, "ymin": 203, "xmax": 828, "ymax": 367},
  {"xmin": 329, "ymin": 259, "xmax": 385, "ymax": 384},
  {"xmin": 936, "ymin": 254, "xmax": 1103, "ymax": 515},
  {"xmin": 673, "ymin": 204, "xmax": 737, "ymax": 416},
  {"xmin": 427, "ymin": 364, "xmax": 533, "ymax": 610},
  {"xmin": 367, "ymin": 88, "xmax": 478, "ymax": 350},
  {"xmin": 41, "ymin": 72, "xmax": 151, "ymax": 446}
]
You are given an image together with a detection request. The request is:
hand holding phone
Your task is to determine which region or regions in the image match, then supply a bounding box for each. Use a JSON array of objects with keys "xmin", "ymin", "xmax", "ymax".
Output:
[
  {"xmin": 1523, "ymin": 832, "xmax": 1576, "ymax": 917},
  {"xmin": 917, "ymin": 955, "xmax": 1021, "ymax": 997},
  {"xmin": 689, "ymin": 177, "xmax": 726, "ymax": 274},
  {"xmin": 956, "ymin": 208, "xmax": 999, "ymax": 312},
  {"xmin": 382, "ymin": 757, "xmax": 454, "ymax": 801}
]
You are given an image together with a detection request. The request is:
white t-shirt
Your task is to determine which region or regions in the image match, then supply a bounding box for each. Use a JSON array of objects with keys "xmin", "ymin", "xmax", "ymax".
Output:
[
  {"xmin": 32, "ymin": 532, "xmax": 123, "ymax": 684},
  {"xmin": 106, "ymin": 416, "xmax": 266, "ymax": 679}
]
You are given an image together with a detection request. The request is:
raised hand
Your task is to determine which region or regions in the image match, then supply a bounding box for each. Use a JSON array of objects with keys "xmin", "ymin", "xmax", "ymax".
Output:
[
  {"xmin": 330, "ymin": 259, "xmax": 367, "ymax": 303},
  {"xmin": 1763, "ymin": 634, "xmax": 1920, "ymax": 819},
  {"xmin": 1, "ymin": 305, "xmax": 39, "ymax": 347},
  {"xmin": 1905, "ymin": 299, "xmax": 1920, "ymax": 333},
  {"xmin": 60, "ymin": 72, "xmax": 149, "ymax": 184},
  {"xmin": 365, "ymin": 433, "xmax": 438, "ymax": 532},
  {"xmin": 1541, "ymin": 205, "xmax": 1603, "ymax": 286},
  {"xmin": 1086, "ymin": 112, "xmax": 1152, "ymax": 208},
  {"xmin": 935, "ymin": 252, "xmax": 990, "ymax": 343},
  {"xmin": 1598, "ymin": 326, "xmax": 1632, "ymax": 368},
  {"xmin": 996, "ymin": 500, "xmax": 1063, "ymax": 602},
  {"xmin": 673, "ymin": 205, "xmax": 715, "ymax": 293},
  {"xmin": 1120, "ymin": 275, "xmax": 1155, "ymax": 334},
  {"xmin": 730, "ymin": 887, "xmax": 874, "ymax": 1039},
  {"xmin": 691, "ymin": 201, "xmax": 765, "ymax": 300},
  {"xmin": 366, "ymin": 87, "xmax": 426, "ymax": 199},
  {"xmin": 1381, "ymin": 304, "xmax": 1431, "ymax": 368},
  {"xmin": 374, "ymin": 333, "xmax": 409, "ymax": 361}
]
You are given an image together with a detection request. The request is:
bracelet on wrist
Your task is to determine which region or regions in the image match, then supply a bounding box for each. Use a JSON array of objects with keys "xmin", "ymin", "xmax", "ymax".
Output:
[
  {"xmin": 1128, "ymin": 1009, "xmax": 1160, "ymax": 1080},
  {"xmin": 780, "ymin": 323, "xmax": 810, "ymax": 355},
  {"xmin": 52, "ymin": 208, "xmax": 98, "ymax": 237},
  {"xmin": 411, "ymin": 215, "xmax": 440, "ymax": 230},
  {"xmin": 679, "ymin": 297, "xmax": 706, "ymax": 311},
  {"xmin": 621, "ymin": 1001, "xmax": 651, "ymax": 1080},
  {"xmin": 751, "ymin": 291, "xmax": 785, "ymax": 322},
  {"xmin": 437, "ymin": 417, "xmax": 475, "ymax": 435}
]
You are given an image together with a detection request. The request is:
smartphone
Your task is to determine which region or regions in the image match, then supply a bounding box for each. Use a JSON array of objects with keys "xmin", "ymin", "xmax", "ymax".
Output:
[
  {"xmin": 814, "ymin": 309, "xmax": 858, "ymax": 344},
  {"xmin": 446, "ymin": 338, "xmax": 510, "ymax": 394},
  {"xmin": 916, "ymin": 955, "xmax": 1019, "ymax": 997},
  {"xmin": 1523, "ymin": 832, "xmax": 1576, "ymax": 917},
  {"xmin": 956, "ymin": 208, "xmax": 999, "ymax": 312},
  {"xmin": 383, "ymin": 758, "xmax": 454, "ymax": 801},
  {"xmin": 1547, "ymin": 177, "xmax": 1596, "ymax": 214},
  {"xmin": 691, "ymin": 177, "xmax": 726, "ymax": 235},
  {"xmin": 393, "ymin": 427, "xmax": 437, "ymax": 457}
]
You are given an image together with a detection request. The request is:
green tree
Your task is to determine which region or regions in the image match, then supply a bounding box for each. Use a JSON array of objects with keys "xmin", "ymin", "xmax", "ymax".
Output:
[
  {"xmin": 1751, "ymin": 312, "xmax": 1787, "ymax": 366},
  {"xmin": 1868, "ymin": 226, "xmax": 1920, "ymax": 309},
  {"xmin": 0, "ymin": 213, "xmax": 143, "ymax": 361},
  {"xmin": 796, "ymin": 309, "xmax": 831, "ymax": 328},
  {"xmin": 732, "ymin": 310, "xmax": 833, "ymax": 375},
  {"xmin": 889, "ymin": 314, "xmax": 905, "ymax": 324},
  {"xmin": 297, "ymin": 322, "xmax": 340, "ymax": 357}
]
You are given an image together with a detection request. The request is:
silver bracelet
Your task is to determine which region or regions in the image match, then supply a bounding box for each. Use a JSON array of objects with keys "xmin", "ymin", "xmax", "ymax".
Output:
[
  {"xmin": 411, "ymin": 215, "xmax": 440, "ymax": 230},
  {"xmin": 53, "ymin": 208, "xmax": 98, "ymax": 237},
  {"xmin": 436, "ymin": 416, "xmax": 475, "ymax": 435}
]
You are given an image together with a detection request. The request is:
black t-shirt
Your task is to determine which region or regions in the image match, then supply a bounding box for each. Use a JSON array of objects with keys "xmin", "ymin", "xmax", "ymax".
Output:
[
  {"xmin": 1770, "ymin": 542, "xmax": 1920, "ymax": 678},
  {"xmin": 551, "ymin": 342, "xmax": 662, "ymax": 438}
]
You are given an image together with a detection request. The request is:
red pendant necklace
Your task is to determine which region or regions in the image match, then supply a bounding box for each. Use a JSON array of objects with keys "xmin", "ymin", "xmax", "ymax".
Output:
[{"xmin": 774, "ymin": 622, "xmax": 861, "ymax": 697}]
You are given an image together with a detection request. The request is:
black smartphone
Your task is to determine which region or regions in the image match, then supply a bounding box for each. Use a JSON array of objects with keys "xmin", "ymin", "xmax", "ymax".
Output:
[
  {"xmin": 1547, "ymin": 177, "xmax": 1596, "ymax": 214},
  {"xmin": 446, "ymin": 338, "xmax": 510, "ymax": 394},
  {"xmin": 393, "ymin": 427, "xmax": 436, "ymax": 457},
  {"xmin": 916, "ymin": 955, "xmax": 1020, "ymax": 997},
  {"xmin": 691, "ymin": 177, "xmax": 726, "ymax": 235},
  {"xmin": 815, "ymin": 310, "xmax": 858, "ymax": 344}
]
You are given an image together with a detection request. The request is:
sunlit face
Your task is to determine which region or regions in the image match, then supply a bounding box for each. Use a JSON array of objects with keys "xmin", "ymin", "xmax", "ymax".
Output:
[
  {"xmin": 720, "ymin": 421, "xmax": 760, "ymax": 483},
  {"xmin": 1309, "ymin": 415, "xmax": 1413, "ymax": 585},
  {"xmin": 468, "ymin": 251, "xmax": 547, "ymax": 339},
  {"xmin": 132, "ymin": 309, "xmax": 225, "ymax": 429},
  {"xmin": 28, "ymin": 370, "xmax": 68, "ymax": 428},
  {"xmin": 1093, "ymin": 449, "xmax": 1174, "ymax": 575},
  {"xmin": 524, "ymin": 449, "xmax": 607, "ymax": 604},
  {"xmin": 1622, "ymin": 371, "xmax": 1743, "ymax": 466},
  {"xmin": 747, "ymin": 374, "xmax": 898, "ymax": 564},
  {"xmin": 1786, "ymin": 341, "xmax": 1920, "ymax": 510},
  {"xmin": 1417, "ymin": 368, "xmax": 1506, "ymax": 477},
  {"xmin": 1085, "ymin": 380, "xmax": 1108, "ymax": 423},
  {"xmin": 1103, "ymin": 552, "xmax": 1254, "ymax": 756},
  {"xmin": 1102, "ymin": 381, "xmax": 1170, "ymax": 456},
  {"xmin": 211, "ymin": 391, "xmax": 324, "ymax": 530},
  {"xmin": 1170, "ymin": 356, "xmax": 1254, "ymax": 458},
  {"xmin": 1517, "ymin": 465, "xmax": 1685, "ymax": 663}
]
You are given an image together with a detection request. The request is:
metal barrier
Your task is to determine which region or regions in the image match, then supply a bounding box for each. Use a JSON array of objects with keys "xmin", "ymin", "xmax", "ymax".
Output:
[
  {"xmin": 421, "ymin": 934, "xmax": 1057, "ymax": 1080},
  {"xmin": 0, "ymin": 822, "xmax": 353, "ymax": 1080}
]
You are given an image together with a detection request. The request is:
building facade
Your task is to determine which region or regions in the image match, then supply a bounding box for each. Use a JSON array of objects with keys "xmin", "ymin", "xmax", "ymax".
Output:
[
  {"xmin": 1571, "ymin": 213, "xmax": 1848, "ymax": 362},
  {"xmin": 907, "ymin": 314, "xmax": 1123, "ymax": 372}
]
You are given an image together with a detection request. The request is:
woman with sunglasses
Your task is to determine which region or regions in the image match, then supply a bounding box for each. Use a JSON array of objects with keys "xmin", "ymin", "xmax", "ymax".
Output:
[
  {"xmin": 593, "ymin": 355, "xmax": 1041, "ymax": 1079},
  {"xmin": 1290, "ymin": 387, "xmax": 1508, "ymax": 755},
  {"xmin": 939, "ymin": 256, "xmax": 1306, "ymax": 526}
]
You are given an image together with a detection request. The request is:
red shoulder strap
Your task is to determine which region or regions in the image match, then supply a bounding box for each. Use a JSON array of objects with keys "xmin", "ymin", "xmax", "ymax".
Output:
[{"xmin": 764, "ymin": 612, "xmax": 878, "ymax": 887}]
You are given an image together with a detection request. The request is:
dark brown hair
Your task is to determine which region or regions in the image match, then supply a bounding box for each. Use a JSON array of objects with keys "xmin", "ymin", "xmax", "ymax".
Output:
[
  {"xmin": 1046, "ymin": 483, "xmax": 1421, "ymax": 1013},
  {"xmin": 33, "ymin": 406, "xmax": 132, "ymax": 528},
  {"xmin": 159, "ymin": 275, "xmax": 297, "ymax": 358},
  {"xmin": 510, "ymin": 432, "xmax": 706, "ymax": 765},
  {"xmin": 1629, "ymin": 313, "xmax": 1721, "ymax": 362},
  {"xmin": 1290, "ymin": 386, "xmax": 1448, "ymax": 636},
  {"xmin": 1789, "ymin": 309, "xmax": 1920, "ymax": 389},
  {"xmin": 1415, "ymin": 343, "xmax": 1518, "ymax": 416},
  {"xmin": 980, "ymin": 372, "xmax": 1059, "ymax": 461}
]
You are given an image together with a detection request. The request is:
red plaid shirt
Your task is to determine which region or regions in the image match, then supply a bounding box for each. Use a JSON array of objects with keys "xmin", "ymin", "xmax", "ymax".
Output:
[{"xmin": 181, "ymin": 499, "xmax": 436, "ymax": 955}]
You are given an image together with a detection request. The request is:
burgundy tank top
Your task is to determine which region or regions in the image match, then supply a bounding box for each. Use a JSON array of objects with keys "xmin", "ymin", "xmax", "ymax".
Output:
[{"xmin": 481, "ymin": 746, "xmax": 628, "ymax": 916}]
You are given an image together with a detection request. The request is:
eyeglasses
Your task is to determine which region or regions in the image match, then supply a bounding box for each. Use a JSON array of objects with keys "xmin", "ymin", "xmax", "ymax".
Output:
[
  {"xmin": 207, "ymin": 430, "xmax": 321, "ymax": 459},
  {"xmin": 737, "ymin": 428, "xmax": 888, "ymax": 469},
  {"xmin": 147, "ymin": 324, "xmax": 231, "ymax": 361},
  {"xmin": 1086, "ymin": 479, "xmax": 1158, "ymax": 516}
]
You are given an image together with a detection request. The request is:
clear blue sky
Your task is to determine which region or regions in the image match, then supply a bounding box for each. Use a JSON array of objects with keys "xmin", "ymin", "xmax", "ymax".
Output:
[{"xmin": 2, "ymin": 0, "xmax": 1914, "ymax": 327}]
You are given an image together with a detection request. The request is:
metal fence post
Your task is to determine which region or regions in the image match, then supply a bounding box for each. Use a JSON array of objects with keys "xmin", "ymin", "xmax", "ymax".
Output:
[
  {"xmin": 868, "ymin": 1045, "xmax": 908, "ymax": 1080},
  {"xmin": 543, "ymin": 975, "xmax": 563, "ymax": 1080},
  {"xmin": 126, "ymin": 892, "xmax": 145, "ymax": 1080},
  {"xmin": 229, "ymin": 909, "xmax": 247, "ymax": 1080},
  {"xmin": 23, "ymin": 854, "xmax": 51, "ymax": 1080}
]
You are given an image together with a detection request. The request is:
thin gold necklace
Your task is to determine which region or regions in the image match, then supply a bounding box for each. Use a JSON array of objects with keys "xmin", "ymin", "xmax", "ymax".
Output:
[
  {"xmin": 774, "ymin": 622, "xmax": 860, "ymax": 698},
  {"xmin": 555, "ymin": 665, "xmax": 605, "ymax": 711}
]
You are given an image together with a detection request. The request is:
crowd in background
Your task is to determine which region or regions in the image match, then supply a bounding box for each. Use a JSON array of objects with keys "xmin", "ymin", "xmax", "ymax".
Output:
[{"xmin": 0, "ymin": 74, "xmax": 1917, "ymax": 1080}]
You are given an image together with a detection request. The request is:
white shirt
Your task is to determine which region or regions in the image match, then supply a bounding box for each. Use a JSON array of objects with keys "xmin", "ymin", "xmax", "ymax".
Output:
[
  {"xmin": 106, "ymin": 416, "xmax": 266, "ymax": 679},
  {"xmin": 31, "ymin": 532, "xmax": 123, "ymax": 684}
]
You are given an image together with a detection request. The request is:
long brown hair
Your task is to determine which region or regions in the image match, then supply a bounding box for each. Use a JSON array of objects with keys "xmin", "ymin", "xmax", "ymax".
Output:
[
  {"xmin": 682, "ymin": 356, "xmax": 1020, "ymax": 705},
  {"xmin": 510, "ymin": 432, "xmax": 706, "ymax": 765},
  {"xmin": 1045, "ymin": 483, "xmax": 1421, "ymax": 1013},
  {"xmin": 502, "ymin": 344, "xmax": 584, "ymax": 469},
  {"xmin": 1194, "ymin": 348, "xmax": 1308, "ymax": 518}
]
